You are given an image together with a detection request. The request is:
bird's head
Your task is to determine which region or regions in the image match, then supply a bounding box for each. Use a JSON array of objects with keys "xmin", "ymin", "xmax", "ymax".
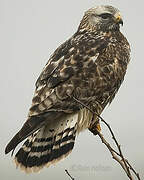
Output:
[{"xmin": 79, "ymin": 5, "xmax": 123, "ymax": 32}]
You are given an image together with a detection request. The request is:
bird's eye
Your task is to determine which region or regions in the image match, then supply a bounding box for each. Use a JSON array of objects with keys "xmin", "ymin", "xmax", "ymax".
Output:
[{"xmin": 99, "ymin": 13, "xmax": 112, "ymax": 19}]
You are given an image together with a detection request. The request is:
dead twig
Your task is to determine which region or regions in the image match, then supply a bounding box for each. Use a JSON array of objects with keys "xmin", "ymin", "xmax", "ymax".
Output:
[
  {"xmin": 125, "ymin": 160, "xmax": 141, "ymax": 180},
  {"xmin": 65, "ymin": 169, "xmax": 75, "ymax": 180}
]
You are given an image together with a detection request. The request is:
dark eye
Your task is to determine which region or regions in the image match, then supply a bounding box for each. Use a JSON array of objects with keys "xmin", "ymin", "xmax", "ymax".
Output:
[{"xmin": 99, "ymin": 13, "xmax": 112, "ymax": 19}]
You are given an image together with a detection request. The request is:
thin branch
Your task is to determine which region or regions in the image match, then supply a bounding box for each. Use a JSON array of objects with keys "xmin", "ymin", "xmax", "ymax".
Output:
[
  {"xmin": 125, "ymin": 160, "xmax": 141, "ymax": 180},
  {"xmin": 65, "ymin": 169, "xmax": 75, "ymax": 180},
  {"xmin": 97, "ymin": 131, "xmax": 133, "ymax": 179},
  {"xmin": 98, "ymin": 118, "xmax": 132, "ymax": 179},
  {"xmin": 72, "ymin": 96, "xmax": 141, "ymax": 180},
  {"xmin": 97, "ymin": 132, "xmax": 127, "ymax": 171}
]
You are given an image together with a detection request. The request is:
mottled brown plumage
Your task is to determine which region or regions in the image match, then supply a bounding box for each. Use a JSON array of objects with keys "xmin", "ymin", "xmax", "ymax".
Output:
[{"xmin": 5, "ymin": 5, "xmax": 130, "ymax": 173}]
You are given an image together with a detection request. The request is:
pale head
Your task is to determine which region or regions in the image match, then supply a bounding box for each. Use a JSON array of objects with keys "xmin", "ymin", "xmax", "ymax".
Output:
[{"xmin": 79, "ymin": 5, "xmax": 123, "ymax": 32}]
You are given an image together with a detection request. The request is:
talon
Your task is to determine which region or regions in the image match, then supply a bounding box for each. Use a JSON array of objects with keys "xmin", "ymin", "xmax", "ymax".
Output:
[
  {"xmin": 89, "ymin": 121, "xmax": 101, "ymax": 135},
  {"xmin": 96, "ymin": 122, "xmax": 101, "ymax": 132}
]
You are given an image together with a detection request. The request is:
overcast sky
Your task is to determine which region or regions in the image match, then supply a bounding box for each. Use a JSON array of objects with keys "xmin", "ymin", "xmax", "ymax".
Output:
[{"xmin": 0, "ymin": 0, "xmax": 144, "ymax": 179}]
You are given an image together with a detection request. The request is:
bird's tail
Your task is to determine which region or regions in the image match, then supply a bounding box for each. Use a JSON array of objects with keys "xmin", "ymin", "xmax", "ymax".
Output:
[{"xmin": 14, "ymin": 113, "xmax": 78, "ymax": 173}]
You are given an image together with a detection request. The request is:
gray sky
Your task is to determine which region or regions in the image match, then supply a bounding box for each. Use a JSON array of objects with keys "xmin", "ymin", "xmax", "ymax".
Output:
[{"xmin": 0, "ymin": 0, "xmax": 144, "ymax": 179}]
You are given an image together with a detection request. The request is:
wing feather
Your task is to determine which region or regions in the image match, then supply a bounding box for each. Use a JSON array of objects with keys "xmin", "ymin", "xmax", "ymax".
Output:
[{"xmin": 29, "ymin": 32, "xmax": 111, "ymax": 117}]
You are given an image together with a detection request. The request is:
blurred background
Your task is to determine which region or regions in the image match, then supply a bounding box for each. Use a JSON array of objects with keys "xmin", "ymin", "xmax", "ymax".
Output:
[{"xmin": 0, "ymin": 0, "xmax": 143, "ymax": 179}]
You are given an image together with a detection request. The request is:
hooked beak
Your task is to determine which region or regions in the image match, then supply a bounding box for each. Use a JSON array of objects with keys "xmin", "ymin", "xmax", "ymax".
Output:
[{"xmin": 114, "ymin": 14, "xmax": 123, "ymax": 26}]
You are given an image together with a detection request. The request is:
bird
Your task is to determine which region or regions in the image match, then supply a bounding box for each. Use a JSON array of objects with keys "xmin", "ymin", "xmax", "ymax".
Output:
[{"xmin": 5, "ymin": 5, "xmax": 130, "ymax": 173}]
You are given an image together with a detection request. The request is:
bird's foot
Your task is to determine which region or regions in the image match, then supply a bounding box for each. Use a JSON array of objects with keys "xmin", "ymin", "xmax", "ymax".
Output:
[{"xmin": 89, "ymin": 121, "xmax": 101, "ymax": 135}]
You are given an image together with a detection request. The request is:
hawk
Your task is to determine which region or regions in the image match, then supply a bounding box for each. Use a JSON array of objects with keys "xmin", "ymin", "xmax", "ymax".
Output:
[{"xmin": 5, "ymin": 5, "xmax": 130, "ymax": 173}]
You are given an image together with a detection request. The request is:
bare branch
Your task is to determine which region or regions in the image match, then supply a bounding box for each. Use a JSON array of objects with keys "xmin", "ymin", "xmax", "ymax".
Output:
[
  {"xmin": 97, "ymin": 131, "xmax": 133, "ymax": 179},
  {"xmin": 65, "ymin": 169, "xmax": 75, "ymax": 180},
  {"xmin": 125, "ymin": 160, "xmax": 141, "ymax": 180},
  {"xmin": 97, "ymin": 118, "xmax": 132, "ymax": 179}
]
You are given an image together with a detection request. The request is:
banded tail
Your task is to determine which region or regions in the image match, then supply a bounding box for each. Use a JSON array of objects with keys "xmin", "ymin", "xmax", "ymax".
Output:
[{"xmin": 5, "ymin": 113, "xmax": 78, "ymax": 173}]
